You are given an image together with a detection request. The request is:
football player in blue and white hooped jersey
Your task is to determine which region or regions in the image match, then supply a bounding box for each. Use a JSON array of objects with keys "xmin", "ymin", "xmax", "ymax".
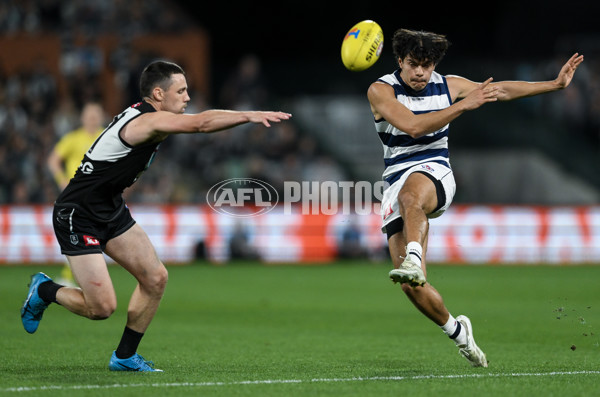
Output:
[{"xmin": 368, "ymin": 28, "xmax": 583, "ymax": 367}]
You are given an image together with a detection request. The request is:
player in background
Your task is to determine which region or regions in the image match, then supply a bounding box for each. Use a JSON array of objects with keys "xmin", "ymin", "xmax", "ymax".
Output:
[
  {"xmin": 47, "ymin": 102, "xmax": 105, "ymax": 287},
  {"xmin": 367, "ymin": 28, "xmax": 583, "ymax": 367},
  {"xmin": 22, "ymin": 60, "xmax": 291, "ymax": 372}
]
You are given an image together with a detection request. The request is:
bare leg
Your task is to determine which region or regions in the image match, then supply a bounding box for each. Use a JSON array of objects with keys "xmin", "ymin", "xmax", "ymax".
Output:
[
  {"xmin": 390, "ymin": 172, "xmax": 449, "ymax": 326},
  {"xmin": 397, "ymin": 173, "xmax": 437, "ymax": 245},
  {"xmin": 104, "ymin": 223, "xmax": 168, "ymax": 333},
  {"xmin": 388, "ymin": 172, "xmax": 488, "ymax": 366},
  {"xmin": 389, "ymin": 231, "xmax": 449, "ymax": 326},
  {"xmin": 56, "ymin": 253, "xmax": 117, "ymax": 320}
]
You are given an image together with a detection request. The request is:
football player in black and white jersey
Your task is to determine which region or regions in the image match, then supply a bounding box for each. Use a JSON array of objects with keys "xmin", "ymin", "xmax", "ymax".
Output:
[{"xmin": 21, "ymin": 61, "xmax": 291, "ymax": 372}]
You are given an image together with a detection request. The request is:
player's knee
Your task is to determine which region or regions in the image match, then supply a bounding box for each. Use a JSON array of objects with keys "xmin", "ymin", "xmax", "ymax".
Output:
[
  {"xmin": 155, "ymin": 265, "xmax": 169, "ymax": 292},
  {"xmin": 398, "ymin": 189, "xmax": 420, "ymax": 210},
  {"xmin": 144, "ymin": 263, "xmax": 168, "ymax": 295},
  {"xmin": 89, "ymin": 301, "xmax": 116, "ymax": 320}
]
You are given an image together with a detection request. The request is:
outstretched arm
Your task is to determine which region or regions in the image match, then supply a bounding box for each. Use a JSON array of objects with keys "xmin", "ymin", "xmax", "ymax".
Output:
[
  {"xmin": 449, "ymin": 53, "xmax": 584, "ymax": 102},
  {"xmin": 123, "ymin": 110, "xmax": 292, "ymax": 145},
  {"xmin": 493, "ymin": 53, "xmax": 583, "ymax": 101},
  {"xmin": 178, "ymin": 109, "xmax": 292, "ymax": 132}
]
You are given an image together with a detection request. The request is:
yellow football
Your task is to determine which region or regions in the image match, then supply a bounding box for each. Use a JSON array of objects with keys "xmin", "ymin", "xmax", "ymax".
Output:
[{"xmin": 341, "ymin": 20, "xmax": 384, "ymax": 71}]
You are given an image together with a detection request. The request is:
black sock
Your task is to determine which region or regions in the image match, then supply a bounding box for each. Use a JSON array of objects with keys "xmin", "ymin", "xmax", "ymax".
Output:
[
  {"xmin": 37, "ymin": 281, "xmax": 64, "ymax": 304},
  {"xmin": 115, "ymin": 327, "xmax": 144, "ymax": 359}
]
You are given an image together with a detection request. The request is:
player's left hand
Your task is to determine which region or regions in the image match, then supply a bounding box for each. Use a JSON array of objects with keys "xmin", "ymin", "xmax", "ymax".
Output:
[
  {"xmin": 555, "ymin": 53, "xmax": 584, "ymax": 89},
  {"xmin": 247, "ymin": 111, "xmax": 292, "ymax": 127}
]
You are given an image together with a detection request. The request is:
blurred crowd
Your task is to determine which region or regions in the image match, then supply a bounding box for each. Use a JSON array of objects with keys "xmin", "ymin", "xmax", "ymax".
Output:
[
  {"xmin": 0, "ymin": 0, "xmax": 348, "ymax": 204},
  {"xmin": 0, "ymin": 0, "xmax": 188, "ymax": 36}
]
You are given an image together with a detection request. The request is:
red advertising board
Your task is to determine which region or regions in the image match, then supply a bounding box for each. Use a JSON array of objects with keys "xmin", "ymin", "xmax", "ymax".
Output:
[{"xmin": 1, "ymin": 205, "xmax": 598, "ymax": 264}]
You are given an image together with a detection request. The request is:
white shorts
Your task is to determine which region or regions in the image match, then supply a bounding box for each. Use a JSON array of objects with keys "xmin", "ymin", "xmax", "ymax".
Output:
[{"xmin": 381, "ymin": 162, "xmax": 456, "ymax": 233}]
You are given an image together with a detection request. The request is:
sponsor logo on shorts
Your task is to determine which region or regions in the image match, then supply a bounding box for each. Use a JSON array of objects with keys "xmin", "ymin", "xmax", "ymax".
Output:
[
  {"xmin": 383, "ymin": 203, "xmax": 394, "ymax": 220},
  {"xmin": 83, "ymin": 235, "xmax": 100, "ymax": 246}
]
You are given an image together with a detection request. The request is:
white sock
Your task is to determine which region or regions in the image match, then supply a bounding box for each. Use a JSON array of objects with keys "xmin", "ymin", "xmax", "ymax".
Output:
[
  {"xmin": 441, "ymin": 314, "xmax": 467, "ymax": 346},
  {"xmin": 406, "ymin": 241, "xmax": 423, "ymax": 267}
]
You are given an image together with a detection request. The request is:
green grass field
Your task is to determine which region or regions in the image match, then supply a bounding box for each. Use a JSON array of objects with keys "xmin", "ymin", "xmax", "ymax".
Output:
[{"xmin": 1, "ymin": 261, "xmax": 599, "ymax": 396}]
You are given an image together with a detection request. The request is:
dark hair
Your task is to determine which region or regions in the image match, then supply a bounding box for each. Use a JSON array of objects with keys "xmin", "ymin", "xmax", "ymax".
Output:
[
  {"xmin": 391, "ymin": 29, "xmax": 450, "ymax": 65},
  {"xmin": 139, "ymin": 60, "xmax": 185, "ymax": 98}
]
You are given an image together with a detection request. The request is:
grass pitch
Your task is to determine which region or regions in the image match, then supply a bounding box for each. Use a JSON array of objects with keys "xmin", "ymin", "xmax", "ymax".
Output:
[{"xmin": 1, "ymin": 261, "xmax": 599, "ymax": 396}]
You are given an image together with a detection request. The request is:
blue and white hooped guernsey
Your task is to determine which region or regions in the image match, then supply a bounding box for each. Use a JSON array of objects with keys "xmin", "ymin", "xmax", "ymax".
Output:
[{"xmin": 375, "ymin": 70, "xmax": 452, "ymax": 187}]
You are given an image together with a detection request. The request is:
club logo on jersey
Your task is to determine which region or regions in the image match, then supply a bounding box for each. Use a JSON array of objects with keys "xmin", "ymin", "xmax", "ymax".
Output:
[
  {"xmin": 80, "ymin": 161, "xmax": 94, "ymax": 174},
  {"xmin": 206, "ymin": 178, "xmax": 279, "ymax": 218},
  {"xmin": 83, "ymin": 235, "xmax": 100, "ymax": 246}
]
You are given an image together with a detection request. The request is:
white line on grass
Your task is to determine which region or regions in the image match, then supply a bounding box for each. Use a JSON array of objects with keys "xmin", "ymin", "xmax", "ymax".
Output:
[{"xmin": 3, "ymin": 371, "xmax": 600, "ymax": 393}]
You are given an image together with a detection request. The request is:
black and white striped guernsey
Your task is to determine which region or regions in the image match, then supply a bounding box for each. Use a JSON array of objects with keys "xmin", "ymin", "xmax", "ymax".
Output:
[{"xmin": 56, "ymin": 101, "xmax": 162, "ymax": 221}]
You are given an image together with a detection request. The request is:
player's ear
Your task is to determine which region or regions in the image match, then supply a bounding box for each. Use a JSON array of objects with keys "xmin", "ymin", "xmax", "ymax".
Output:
[{"xmin": 152, "ymin": 87, "xmax": 164, "ymax": 101}]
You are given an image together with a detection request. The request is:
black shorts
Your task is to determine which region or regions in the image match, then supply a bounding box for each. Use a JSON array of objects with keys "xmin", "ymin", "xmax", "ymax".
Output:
[{"xmin": 53, "ymin": 204, "xmax": 136, "ymax": 256}]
